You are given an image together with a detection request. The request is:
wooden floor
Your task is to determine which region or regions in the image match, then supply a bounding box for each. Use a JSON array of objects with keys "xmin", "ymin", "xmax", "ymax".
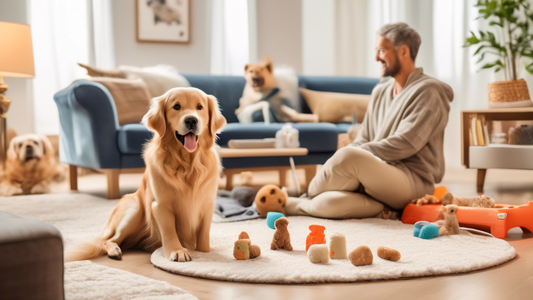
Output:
[{"xmin": 63, "ymin": 168, "xmax": 533, "ymax": 300}]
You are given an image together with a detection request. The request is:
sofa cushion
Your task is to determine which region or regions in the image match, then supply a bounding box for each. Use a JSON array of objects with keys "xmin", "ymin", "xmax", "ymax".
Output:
[
  {"xmin": 218, "ymin": 123, "xmax": 339, "ymax": 153},
  {"xmin": 118, "ymin": 124, "xmax": 152, "ymax": 154},
  {"xmin": 299, "ymin": 88, "xmax": 370, "ymax": 123}
]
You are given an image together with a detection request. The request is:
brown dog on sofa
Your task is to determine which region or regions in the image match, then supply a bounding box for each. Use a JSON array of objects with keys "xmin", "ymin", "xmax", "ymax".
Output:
[{"xmin": 236, "ymin": 55, "xmax": 318, "ymax": 123}]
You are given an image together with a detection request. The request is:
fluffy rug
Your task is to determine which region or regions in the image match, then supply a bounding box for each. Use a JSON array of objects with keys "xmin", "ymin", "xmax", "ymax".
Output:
[
  {"xmin": 65, "ymin": 261, "xmax": 197, "ymax": 300},
  {"xmin": 151, "ymin": 217, "xmax": 516, "ymax": 284}
]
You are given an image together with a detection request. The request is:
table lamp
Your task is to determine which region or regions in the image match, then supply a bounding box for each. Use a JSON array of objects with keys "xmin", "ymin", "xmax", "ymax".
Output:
[{"xmin": 0, "ymin": 21, "xmax": 35, "ymax": 166}]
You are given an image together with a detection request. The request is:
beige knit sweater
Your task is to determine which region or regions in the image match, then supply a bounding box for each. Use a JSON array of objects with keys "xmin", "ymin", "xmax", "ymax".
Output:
[{"xmin": 352, "ymin": 68, "xmax": 454, "ymax": 196}]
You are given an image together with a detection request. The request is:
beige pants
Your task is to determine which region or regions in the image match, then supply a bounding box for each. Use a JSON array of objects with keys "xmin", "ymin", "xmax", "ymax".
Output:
[{"xmin": 286, "ymin": 147, "xmax": 421, "ymax": 219}]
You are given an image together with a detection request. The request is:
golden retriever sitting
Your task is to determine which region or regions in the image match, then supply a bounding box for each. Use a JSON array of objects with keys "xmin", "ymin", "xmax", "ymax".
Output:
[
  {"xmin": 66, "ymin": 87, "xmax": 226, "ymax": 262},
  {"xmin": 0, "ymin": 134, "xmax": 63, "ymax": 196}
]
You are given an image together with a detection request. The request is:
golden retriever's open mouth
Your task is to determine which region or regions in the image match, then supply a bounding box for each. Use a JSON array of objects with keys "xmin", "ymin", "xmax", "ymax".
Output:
[{"xmin": 175, "ymin": 131, "xmax": 198, "ymax": 152}]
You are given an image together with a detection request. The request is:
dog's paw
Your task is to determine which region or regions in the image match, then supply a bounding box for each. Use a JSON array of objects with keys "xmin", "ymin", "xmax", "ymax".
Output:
[
  {"xmin": 30, "ymin": 183, "xmax": 50, "ymax": 194},
  {"xmin": 169, "ymin": 249, "xmax": 192, "ymax": 262},
  {"xmin": 0, "ymin": 184, "xmax": 23, "ymax": 196},
  {"xmin": 107, "ymin": 246, "xmax": 123, "ymax": 260}
]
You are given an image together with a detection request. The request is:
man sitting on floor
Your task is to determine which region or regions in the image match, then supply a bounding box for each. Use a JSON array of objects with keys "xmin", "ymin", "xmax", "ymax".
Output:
[{"xmin": 287, "ymin": 22, "xmax": 454, "ymax": 218}]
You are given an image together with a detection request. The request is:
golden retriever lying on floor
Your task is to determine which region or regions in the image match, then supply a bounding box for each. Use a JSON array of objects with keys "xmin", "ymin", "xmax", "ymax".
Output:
[
  {"xmin": 0, "ymin": 134, "xmax": 63, "ymax": 196},
  {"xmin": 66, "ymin": 87, "xmax": 226, "ymax": 262}
]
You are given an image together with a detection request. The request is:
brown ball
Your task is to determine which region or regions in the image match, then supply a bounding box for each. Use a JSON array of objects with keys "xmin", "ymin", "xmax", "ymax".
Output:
[
  {"xmin": 238, "ymin": 231, "xmax": 250, "ymax": 240},
  {"xmin": 254, "ymin": 184, "xmax": 287, "ymax": 216},
  {"xmin": 377, "ymin": 246, "xmax": 401, "ymax": 261},
  {"xmin": 249, "ymin": 244, "xmax": 261, "ymax": 258},
  {"xmin": 349, "ymin": 245, "xmax": 373, "ymax": 266}
]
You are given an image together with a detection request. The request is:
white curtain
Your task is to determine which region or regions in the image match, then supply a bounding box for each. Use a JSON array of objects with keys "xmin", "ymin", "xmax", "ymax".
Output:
[
  {"xmin": 313, "ymin": 0, "xmax": 522, "ymax": 170},
  {"xmin": 30, "ymin": 0, "xmax": 115, "ymax": 135},
  {"xmin": 210, "ymin": 0, "xmax": 257, "ymax": 75}
]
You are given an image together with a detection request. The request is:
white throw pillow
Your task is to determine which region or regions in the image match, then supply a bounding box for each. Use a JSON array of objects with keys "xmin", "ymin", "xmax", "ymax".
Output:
[
  {"xmin": 118, "ymin": 65, "xmax": 190, "ymax": 98},
  {"xmin": 273, "ymin": 66, "xmax": 300, "ymax": 112}
]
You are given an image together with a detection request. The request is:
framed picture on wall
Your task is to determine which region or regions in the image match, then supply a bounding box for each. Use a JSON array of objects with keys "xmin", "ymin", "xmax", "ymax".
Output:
[{"xmin": 136, "ymin": 0, "xmax": 190, "ymax": 43}]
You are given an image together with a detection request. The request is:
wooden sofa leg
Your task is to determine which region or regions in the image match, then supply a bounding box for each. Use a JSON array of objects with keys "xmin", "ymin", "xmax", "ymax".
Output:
[
  {"xmin": 105, "ymin": 169, "xmax": 121, "ymax": 199},
  {"xmin": 69, "ymin": 165, "xmax": 78, "ymax": 191}
]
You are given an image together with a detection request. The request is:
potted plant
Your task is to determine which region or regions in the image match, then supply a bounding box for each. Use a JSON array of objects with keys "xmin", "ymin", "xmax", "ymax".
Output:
[{"xmin": 465, "ymin": 0, "xmax": 533, "ymax": 108}]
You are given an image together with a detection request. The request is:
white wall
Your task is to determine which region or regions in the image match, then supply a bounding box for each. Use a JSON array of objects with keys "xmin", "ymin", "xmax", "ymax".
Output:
[
  {"xmin": 111, "ymin": 0, "xmax": 212, "ymax": 73},
  {"xmin": 0, "ymin": 0, "xmax": 34, "ymax": 135},
  {"xmin": 256, "ymin": 0, "xmax": 302, "ymax": 72},
  {"xmin": 302, "ymin": 0, "xmax": 336, "ymax": 75}
]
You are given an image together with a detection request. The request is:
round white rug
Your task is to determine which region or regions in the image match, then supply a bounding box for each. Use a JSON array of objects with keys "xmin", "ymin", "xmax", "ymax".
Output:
[{"xmin": 151, "ymin": 217, "xmax": 516, "ymax": 284}]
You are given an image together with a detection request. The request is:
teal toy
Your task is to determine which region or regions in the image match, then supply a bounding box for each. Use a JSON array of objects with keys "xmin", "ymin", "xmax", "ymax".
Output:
[
  {"xmin": 413, "ymin": 221, "xmax": 430, "ymax": 237},
  {"xmin": 266, "ymin": 212, "xmax": 285, "ymax": 230},
  {"xmin": 418, "ymin": 224, "xmax": 440, "ymax": 239}
]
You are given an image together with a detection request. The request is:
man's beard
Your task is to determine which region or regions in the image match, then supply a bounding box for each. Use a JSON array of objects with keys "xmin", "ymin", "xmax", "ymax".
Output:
[{"xmin": 383, "ymin": 56, "xmax": 401, "ymax": 77}]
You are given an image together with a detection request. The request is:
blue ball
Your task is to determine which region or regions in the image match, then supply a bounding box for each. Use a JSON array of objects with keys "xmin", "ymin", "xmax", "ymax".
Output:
[
  {"xmin": 266, "ymin": 212, "xmax": 285, "ymax": 230},
  {"xmin": 418, "ymin": 223, "xmax": 440, "ymax": 239}
]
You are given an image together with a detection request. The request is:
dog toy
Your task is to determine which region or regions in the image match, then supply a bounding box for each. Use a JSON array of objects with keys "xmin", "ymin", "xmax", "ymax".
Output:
[
  {"xmin": 349, "ymin": 245, "xmax": 373, "ymax": 266},
  {"xmin": 328, "ymin": 232, "xmax": 347, "ymax": 259},
  {"xmin": 411, "ymin": 186, "xmax": 448, "ymax": 206},
  {"xmin": 275, "ymin": 124, "xmax": 300, "ymax": 148},
  {"xmin": 438, "ymin": 204, "xmax": 460, "ymax": 236},
  {"xmin": 233, "ymin": 239, "xmax": 251, "ymax": 260},
  {"xmin": 239, "ymin": 171, "xmax": 253, "ymax": 186},
  {"xmin": 441, "ymin": 192, "xmax": 495, "ymax": 208},
  {"xmin": 377, "ymin": 246, "xmax": 401, "ymax": 261},
  {"xmin": 306, "ymin": 225, "xmax": 326, "ymax": 251},
  {"xmin": 266, "ymin": 212, "xmax": 285, "ymax": 230},
  {"xmin": 235, "ymin": 232, "xmax": 261, "ymax": 259},
  {"xmin": 413, "ymin": 221, "xmax": 440, "ymax": 239},
  {"xmin": 231, "ymin": 186, "xmax": 257, "ymax": 207},
  {"xmin": 270, "ymin": 217, "xmax": 293, "ymax": 251},
  {"xmin": 308, "ymin": 244, "xmax": 329, "ymax": 264},
  {"xmin": 254, "ymin": 184, "xmax": 287, "ymax": 216}
]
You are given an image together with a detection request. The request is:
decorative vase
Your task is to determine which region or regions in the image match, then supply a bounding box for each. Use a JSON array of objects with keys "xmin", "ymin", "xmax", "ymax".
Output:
[{"xmin": 487, "ymin": 79, "xmax": 532, "ymax": 108}]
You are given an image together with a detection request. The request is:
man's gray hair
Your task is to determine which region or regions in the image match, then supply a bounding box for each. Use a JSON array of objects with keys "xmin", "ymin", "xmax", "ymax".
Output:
[{"xmin": 377, "ymin": 22, "xmax": 421, "ymax": 62}]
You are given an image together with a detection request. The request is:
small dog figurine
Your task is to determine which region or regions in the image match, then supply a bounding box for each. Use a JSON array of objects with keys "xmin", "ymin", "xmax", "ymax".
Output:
[
  {"xmin": 0, "ymin": 134, "xmax": 63, "ymax": 196},
  {"xmin": 441, "ymin": 192, "xmax": 495, "ymax": 208},
  {"xmin": 438, "ymin": 205, "xmax": 460, "ymax": 236},
  {"xmin": 271, "ymin": 217, "xmax": 293, "ymax": 251}
]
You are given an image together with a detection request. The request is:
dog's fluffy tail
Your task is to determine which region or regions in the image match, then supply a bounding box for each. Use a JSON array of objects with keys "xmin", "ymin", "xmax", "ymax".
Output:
[{"xmin": 65, "ymin": 238, "xmax": 106, "ymax": 262}]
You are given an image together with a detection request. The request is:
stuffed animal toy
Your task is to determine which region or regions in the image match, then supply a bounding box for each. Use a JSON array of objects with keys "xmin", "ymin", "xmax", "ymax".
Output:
[
  {"xmin": 328, "ymin": 233, "xmax": 347, "ymax": 259},
  {"xmin": 254, "ymin": 184, "xmax": 287, "ymax": 216},
  {"xmin": 349, "ymin": 245, "xmax": 373, "ymax": 266},
  {"xmin": 508, "ymin": 125, "xmax": 533, "ymax": 145},
  {"xmin": 270, "ymin": 217, "xmax": 293, "ymax": 251},
  {"xmin": 438, "ymin": 204, "xmax": 460, "ymax": 236},
  {"xmin": 377, "ymin": 246, "xmax": 401, "ymax": 261},
  {"xmin": 441, "ymin": 192, "xmax": 495, "ymax": 208},
  {"xmin": 308, "ymin": 244, "xmax": 329, "ymax": 264},
  {"xmin": 236, "ymin": 55, "xmax": 318, "ymax": 123},
  {"xmin": 238, "ymin": 231, "xmax": 261, "ymax": 259},
  {"xmin": 231, "ymin": 186, "xmax": 257, "ymax": 207}
]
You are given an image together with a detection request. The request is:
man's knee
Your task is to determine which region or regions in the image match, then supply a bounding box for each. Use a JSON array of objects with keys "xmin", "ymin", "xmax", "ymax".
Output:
[{"xmin": 334, "ymin": 146, "xmax": 375, "ymax": 164}]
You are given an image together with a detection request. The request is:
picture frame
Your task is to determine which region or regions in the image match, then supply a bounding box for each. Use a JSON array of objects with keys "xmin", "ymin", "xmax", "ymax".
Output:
[{"xmin": 136, "ymin": 0, "xmax": 190, "ymax": 44}]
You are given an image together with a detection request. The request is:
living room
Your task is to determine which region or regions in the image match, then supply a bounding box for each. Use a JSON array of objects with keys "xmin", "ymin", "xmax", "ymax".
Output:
[{"xmin": 1, "ymin": 0, "xmax": 533, "ymax": 299}]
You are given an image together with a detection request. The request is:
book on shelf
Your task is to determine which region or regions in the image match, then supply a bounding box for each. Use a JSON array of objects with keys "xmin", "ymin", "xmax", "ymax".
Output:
[
  {"xmin": 476, "ymin": 118, "xmax": 485, "ymax": 146},
  {"xmin": 471, "ymin": 117, "xmax": 478, "ymax": 146}
]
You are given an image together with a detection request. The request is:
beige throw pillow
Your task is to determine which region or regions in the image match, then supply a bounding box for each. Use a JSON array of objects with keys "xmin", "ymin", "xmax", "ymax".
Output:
[
  {"xmin": 299, "ymin": 88, "xmax": 370, "ymax": 123},
  {"xmin": 118, "ymin": 65, "xmax": 190, "ymax": 98},
  {"xmin": 89, "ymin": 77, "xmax": 151, "ymax": 125}
]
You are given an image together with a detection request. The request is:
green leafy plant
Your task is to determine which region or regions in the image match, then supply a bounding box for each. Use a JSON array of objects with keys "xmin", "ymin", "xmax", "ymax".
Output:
[{"xmin": 464, "ymin": 0, "xmax": 533, "ymax": 80}]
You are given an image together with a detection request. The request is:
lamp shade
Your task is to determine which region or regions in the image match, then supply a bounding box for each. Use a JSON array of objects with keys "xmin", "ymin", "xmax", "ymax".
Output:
[{"xmin": 0, "ymin": 21, "xmax": 35, "ymax": 78}]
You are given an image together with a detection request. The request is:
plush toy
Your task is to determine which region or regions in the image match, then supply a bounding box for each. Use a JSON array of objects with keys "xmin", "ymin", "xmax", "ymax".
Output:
[
  {"xmin": 438, "ymin": 204, "xmax": 461, "ymax": 236},
  {"xmin": 349, "ymin": 245, "xmax": 373, "ymax": 266},
  {"xmin": 239, "ymin": 171, "xmax": 253, "ymax": 186},
  {"xmin": 308, "ymin": 244, "xmax": 329, "ymax": 264},
  {"xmin": 441, "ymin": 192, "xmax": 495, "ymax": 208},
  {"xmin": 328, "ymin": 233, "xmax": 347, "ymax": 259},
  {"xmin": 236, "ymin": 55, "xmax": 318, "ymax": 123},
  {"xmin": 270, "ymin": 217, "xmax": 293, "ymax": 251},
  {"xmin": 231, "ymin": 186, "xmax": 257, "ymax": 207},
  {"xmin": 377, "ymin": 246, "xmax": 401, "ymax": 261},
  {"xmin": 306, "ymin": 225, "xmax": 326, "ymax": 251},
  {"xmin": 413, "ymin": 221, "xmax": 440, "ymax": 239},
  {"xmin": 235, "ymin": 232, "xmax": 261, "ymax": 259},
  {"xmin": 254, "ymin": 184, "xmax": 287, "ymax": 216}
]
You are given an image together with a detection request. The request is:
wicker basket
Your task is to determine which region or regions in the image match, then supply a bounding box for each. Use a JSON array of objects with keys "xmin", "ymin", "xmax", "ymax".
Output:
[{"xmin": 487, "ymin": 79, "xmax": 532, "ymax": 108}]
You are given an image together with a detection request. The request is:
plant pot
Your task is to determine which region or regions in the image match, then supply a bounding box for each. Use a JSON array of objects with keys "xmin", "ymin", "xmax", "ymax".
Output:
[{"xmin": 487, "ymin": 79, "xmax": 533, "ymax": 108}]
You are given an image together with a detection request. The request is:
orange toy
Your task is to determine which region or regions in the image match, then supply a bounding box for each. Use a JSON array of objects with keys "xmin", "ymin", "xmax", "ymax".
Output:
[
  {"xmin": 402, "ymin": 201, "xmax": 533, "ymax": 239},
  {"xmin": 433, "ymin": 186, "xmax": 448, "ymax": 200},
  {"xmin": 306, "ymin": 225, "xmax": 326, "ymax": 251}
]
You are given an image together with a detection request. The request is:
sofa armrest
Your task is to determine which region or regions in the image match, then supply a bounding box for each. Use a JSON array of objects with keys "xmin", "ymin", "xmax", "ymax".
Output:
[{"xmin": 53, "ymin": 80, "xmax": 121, "ymax": 169}]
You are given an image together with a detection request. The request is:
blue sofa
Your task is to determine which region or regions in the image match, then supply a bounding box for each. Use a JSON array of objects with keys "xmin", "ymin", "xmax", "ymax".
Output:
[{"xmin": 54, "ymin": 74, "xmax": 379, "ymax": 198}]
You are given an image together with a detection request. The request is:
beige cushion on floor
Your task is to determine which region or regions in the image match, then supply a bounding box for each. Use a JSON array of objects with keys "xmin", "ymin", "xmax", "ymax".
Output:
[
  {"xmin": 119, "ymin": 65, "xmax": 190, "ymax": 98},
  {"xmin": 299, "ymin": 88, "xmax": 370, "ymax": 123},
  {"xmin": 89, "ymin": 77, "xmax": 151, "ymax": 125}
]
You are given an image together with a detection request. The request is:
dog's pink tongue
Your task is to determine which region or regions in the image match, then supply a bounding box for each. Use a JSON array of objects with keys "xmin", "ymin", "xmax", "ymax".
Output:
[{"xmin": 184, "ymin": 133, "xmax": 197, "ymax": 151}]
